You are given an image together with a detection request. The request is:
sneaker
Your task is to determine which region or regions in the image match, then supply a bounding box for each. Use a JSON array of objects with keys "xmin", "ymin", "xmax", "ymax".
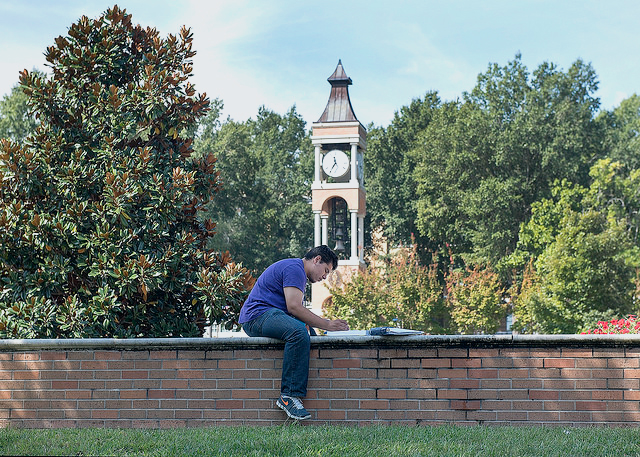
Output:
[{"xmin": 276, "ymin": 394, "xmax": 311, "ymax": 420}]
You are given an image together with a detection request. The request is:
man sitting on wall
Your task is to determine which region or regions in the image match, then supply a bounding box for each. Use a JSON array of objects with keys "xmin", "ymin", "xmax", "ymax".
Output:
[{"xmin": 239, "ymin": 245, "xmax": 349, "ymax": 420}]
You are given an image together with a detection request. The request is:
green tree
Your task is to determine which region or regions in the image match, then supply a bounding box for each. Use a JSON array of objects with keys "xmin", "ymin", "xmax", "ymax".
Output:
[
  {"xmin": 513, "ymin": 211, "xmax": 637, "ymax": 333},
  {"xmin": 599, "ymin": 94, "xmax": 640, "ymax": 171},
  {"xmin": 365, "ymin": 92, "xmax": 440, "ymax": 250},
  {"xmin": 195, "ymin": 106, "xmax": 314, "ymax": 274},
  {"xmin": 413, "ymin": 55, "xmax": 603, "ymax": 266},
  {"xmin": 0, "ymin": 74, "xmax": 42, "ymax": 142},
  {"xmin": 510, "ymin": 160, "xmax": 640, "ymax": 333},
  {"xmin": 0, "ymin": 6, "xmax": 252, "ymax": 338}
]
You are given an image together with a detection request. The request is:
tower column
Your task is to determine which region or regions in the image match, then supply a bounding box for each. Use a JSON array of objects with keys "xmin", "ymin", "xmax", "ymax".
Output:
[
  {"xmin": 314, "ymin": 145, "xmax": 322, "ymax": 183},
  {"xmin": 321, "ymin": 215, "xmax": 329, "ymax": 246},
  {"xmin": 350, "ymin": 143, "xmax": 358, "ymax": 183},
  {"xmin": 350, "ymin": 210, "xmax": 358, "ymax": 261},
  {"xmin": 358, "ymin": 214, "xmax": 365, "ymax": 262},
  {"xmin": 314, "ymin": 211, "xmax": 321, "ymax": 247}
]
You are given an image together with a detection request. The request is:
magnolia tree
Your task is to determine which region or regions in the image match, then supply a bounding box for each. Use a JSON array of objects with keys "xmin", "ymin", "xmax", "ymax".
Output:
[{"xmin": 0, "ymin": 6, "xmax": 253, "ymax": 338}]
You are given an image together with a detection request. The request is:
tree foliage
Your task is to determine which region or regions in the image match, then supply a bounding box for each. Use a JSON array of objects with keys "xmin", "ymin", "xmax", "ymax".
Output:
[
  {"xmin": 365, "ymin": 92, "xmax": 440, "ymax": 250},
  {"xmin": 324, "ymin": 245, "xmax": 448, "ymax": 333},
  {"xmin": 0, "ymin": 74, "xmax": 41, "ymax": 142},
  {"xmin": 446, "ymin": 265, "xmax": 506, "ymax": 334},
  {"xmin": 412, "ymin": 55, "xmax": 602, "ymax": 266},
  {"xmin": 194, "ymin": 106, "xmax": 314, "ymax": 274},
  {"xmin": 0, "ymin": 6, "xmax": 252, "ymax": 338},
  {"xmin": 510, "ymin": 160, "xmax": 640, "ymax": 333}
]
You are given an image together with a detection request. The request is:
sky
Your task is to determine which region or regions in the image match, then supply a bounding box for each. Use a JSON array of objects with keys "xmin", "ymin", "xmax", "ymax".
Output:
[{"xmin": 1, "ymin": 0, "xmax": 639, "ymax": 128}]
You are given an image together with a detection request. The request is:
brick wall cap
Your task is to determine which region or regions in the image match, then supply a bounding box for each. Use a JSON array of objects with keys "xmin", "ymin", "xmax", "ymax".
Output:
[{"xmin": 1, "ymin": 333, "xmax": 640, "ymax": 352}]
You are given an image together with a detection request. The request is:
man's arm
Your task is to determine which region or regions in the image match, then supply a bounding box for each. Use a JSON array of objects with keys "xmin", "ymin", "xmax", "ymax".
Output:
[{"xmin": 284, "ymin": 287, "xmax": 349, "ymax": 332}]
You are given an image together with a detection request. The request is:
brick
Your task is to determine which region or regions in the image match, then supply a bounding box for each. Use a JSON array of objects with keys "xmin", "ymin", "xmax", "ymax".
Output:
[
  {"xmin": 81, "ymin": 361, "xmax": 109, "ymax": 370},
  {"xmin": 319, "ymin": 349, "xmax": 350, "ymax": 359},
  {"xmin": 13, "ymin": 371, "xmax": 39, "ymax": 380},
  {"xmin": 561, "ymin": 348, "xmax": 592, "ymax": 358},
  {"xmin": 623, "ymin": 390, "xmax": 640, "ymax": 400},
  {"xmin": 575, "ymin": 379, "xmax": 606, "ymax": 390},
  {"xmin": 437, "ymin": 389, "xmax": 467, "ymax": 400},
  {"xmin": 592, "ymin": 390, "xmax": 623, "ymax": 400},
  {"xmin": 232, "ymin": 390, "xmax": 259, "ymax": 399},
  {"xmin": 530, "ymin": 349, "xmax": 561, "ymax": 358},
  {"xmin": 120, "ymin": 390, "xmax": 147, "ymax": 399},
  {"xmin": 544, "ymin": 358, "xmax": 575, "ymax": 368},
  {"xmin": 377, "ymin": 389, "xmax": 406, "ymax": 399},
  {"xmin": 65, "ymin": 391, "xmax": 91, "ymax": 399},
  {"xmin": 623, "ymin": 369, "xmax": 640, "ymax": 378},
  {"xmin": 162, "ymin": 360, "xmax": 190, "ymax": 369},
  {"xmin": 13, "ymin": 353, "xmax": 39, "ymax": 361},
  {"xmin": 438, "ymin": 349, "xmax": 467, "ymax": 358},
  {"xmin": 513, "ymin": 400, "xmax": 542, "ymax": 410},
  {"xmin": 560, "ymin": 390, "xmax": 591, "ymax": 400},
  {"xmin": 575, "ymin": 358, "xmax": 607, "ymax": 368},
  {"xmin": 52, "ymin": 381, "xmax": 78, "ymax": 390},
  {"xmin": 529, "ymin": 368, "xmax": 560, "ymax": 378},
  {"xmin": 528, "ymin": 411, "xmax": 559, "ymax": 422},
  {"xmin": 512, "ymin": 379, "xmax": 543, "ymax": 389},
  {"xmin": 529, "ymin": 390, "xmax": 559, "ymax": 400},
  {"xmin": 512, "ymin": 358, "xmax": 545, "ymax": 368},
  {"xmin": 407, "ymin": 369, "xmax": 437, "ymax": 379},
  {"xmin": 421, "ymin": 358, "xmax": 451, "ymax": 368},
  {"xmin": 122, "ymin": 371, "xmax": 149, "ymax": 379},
  {"xmin": 334, "ymin": 359, "xmax": 362, "ymax": 369},
  {"xmin": 468, "ymin": 369, "xmax": 498, "ymax": 379},
  {"xmin": 480, "ymin": 358, "xmax": 513, "ymax": 368},
  {"xmin": 388, "ymin": 379, "xmax": 419, "ymax": 389},
  {"xmin": 576, "ymin": 401, "xmax": 606, "ymax": 411},
  {"xmin": 608, "ymin": 379, "xmax": 639, "ymax": 389},
  {"xmin": 39, "ymin": 352, "xmax": 67, "ymax": 361},
  {"xmin": 407, "ymin": 389, "xmax": 436, "ymax": 399},
  {"xmin": 378, "ymin": 349, "xmax": 408, "ymax": 359},
  {"xmin": 498, "ymin": 390, "xmax": 528, "ymax": 400},
  {"xmin": 451, "ymin": 400, "xmax": 480, "ymax": 410},
  {"xmin": 362, "ymin": 359, "xmax": 390, "ymax": 369},
  {"xmin": 360, "ymin": 399, "xmax": 389, "ymax": 410},
  {"xmin": 95, "ymin": 351, "xmax": 122, "ymax": 361},
  {"xmin": 215, "ymin": 400, "xmax": 244, "ymax": 409},
  {"xmin": 319, "ymin": 369, "xmax": 348, "ymax": 379},
  {"xmin": 450, "ymin": 379, "xmax": 479, "ymax": 389},
  {"xmin": 452, "ymin": 358, "xmax": 481, "ymax": 368},
  {"xmin": 468, "ymin": 348, "xmax": 499, "ymax": 358},
  {"xmin": 391, "ymin": 359, "xmax": 419, "ymax": 369},
  {"xmin": 608, "ymin": 358, "xmax": 640, "ymax": 369},
  {"xmin": 148, "ymin": 390, "xmax": 175, "ymax": 399}
]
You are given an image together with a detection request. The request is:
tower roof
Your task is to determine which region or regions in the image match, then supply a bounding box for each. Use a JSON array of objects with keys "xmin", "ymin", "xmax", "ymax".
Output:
[{"xmin": 317, "ymin": 60, "xmax": 359, "ymax": 123}]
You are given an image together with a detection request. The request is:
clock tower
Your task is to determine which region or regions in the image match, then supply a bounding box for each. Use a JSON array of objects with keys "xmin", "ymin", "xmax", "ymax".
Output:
[{"xmin": 310, "ymin": 60, "xmax": 366, "ymax": 314}]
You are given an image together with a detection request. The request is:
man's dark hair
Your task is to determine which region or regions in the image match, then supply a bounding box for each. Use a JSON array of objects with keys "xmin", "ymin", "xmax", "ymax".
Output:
[{"xmin": 304, "ymin": 245, "xmax": 339, "ymax": 270}]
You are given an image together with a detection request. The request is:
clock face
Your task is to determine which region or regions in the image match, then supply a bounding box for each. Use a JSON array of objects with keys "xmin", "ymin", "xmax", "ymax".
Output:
[{"xmin": 322, "ymin": 149, "xmax": 350, "ymax": 178}]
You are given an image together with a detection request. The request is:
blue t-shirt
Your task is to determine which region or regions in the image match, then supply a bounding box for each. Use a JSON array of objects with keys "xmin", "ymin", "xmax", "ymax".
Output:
[{"xmin": 238, "ymin": 258, "xmax": 307, "ymax": 323}]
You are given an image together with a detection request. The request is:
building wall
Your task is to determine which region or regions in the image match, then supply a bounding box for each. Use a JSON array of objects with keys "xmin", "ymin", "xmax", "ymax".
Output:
[{"xmin": 1, "ymin": 335, "xmax": 639, "ymax": 428}]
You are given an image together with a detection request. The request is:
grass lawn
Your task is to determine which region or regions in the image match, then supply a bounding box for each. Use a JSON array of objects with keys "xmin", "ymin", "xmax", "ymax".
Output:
[{"xmin": 1, "ymin": 425, "xmax": 639, "ymax": 456}]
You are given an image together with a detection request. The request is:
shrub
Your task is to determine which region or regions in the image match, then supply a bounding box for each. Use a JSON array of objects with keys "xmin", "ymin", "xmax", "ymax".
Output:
[
  {"xmin": 446, "ymin": 265, "xmax": 506, "ymax": 334},
  {"xmin": 324, "ymin": 245, "xmax": 448, "ymax": 333}
]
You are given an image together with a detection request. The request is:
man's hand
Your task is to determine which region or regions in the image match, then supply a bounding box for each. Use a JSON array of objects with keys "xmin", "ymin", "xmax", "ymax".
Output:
[
  {"xmin": 324, "ymin": 319, "xmax": 349, "ymax": 332},
  {"xmin": 284, "ymin": 287, "xmax": 350, "ymax": 332}
]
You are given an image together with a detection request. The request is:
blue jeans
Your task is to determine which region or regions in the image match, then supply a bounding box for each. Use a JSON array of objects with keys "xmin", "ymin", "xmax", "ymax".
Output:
[{"xmin": 242, "ymin": 308, "xmax": 310, "ymax": 397}]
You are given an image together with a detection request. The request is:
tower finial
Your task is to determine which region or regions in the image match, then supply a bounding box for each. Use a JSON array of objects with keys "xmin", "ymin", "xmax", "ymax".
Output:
[{"xmin": 317, "ymin": 60, "xmax": 357, "ymax": 122}]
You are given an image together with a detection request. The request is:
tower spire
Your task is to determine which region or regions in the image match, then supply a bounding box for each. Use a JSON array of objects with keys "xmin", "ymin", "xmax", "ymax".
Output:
[{"xmin": 317, "ymin": 60, "xmax": 358, "ymax": 123}]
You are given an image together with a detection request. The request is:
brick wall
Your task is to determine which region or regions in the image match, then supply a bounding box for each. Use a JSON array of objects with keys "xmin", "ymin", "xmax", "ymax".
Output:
[{"xmin": 1, "ymin": 335, "xmax": 639, "ymax": 428}]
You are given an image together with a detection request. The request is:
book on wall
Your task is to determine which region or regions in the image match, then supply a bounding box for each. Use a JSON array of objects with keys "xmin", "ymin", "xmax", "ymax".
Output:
[
  {"xmin": 325, "ymin": 327, "xmax": 424, "ymax": 337},
  {"xmin": 366, "ymin": 327, "xmax": 424, "ymax": 336}
]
